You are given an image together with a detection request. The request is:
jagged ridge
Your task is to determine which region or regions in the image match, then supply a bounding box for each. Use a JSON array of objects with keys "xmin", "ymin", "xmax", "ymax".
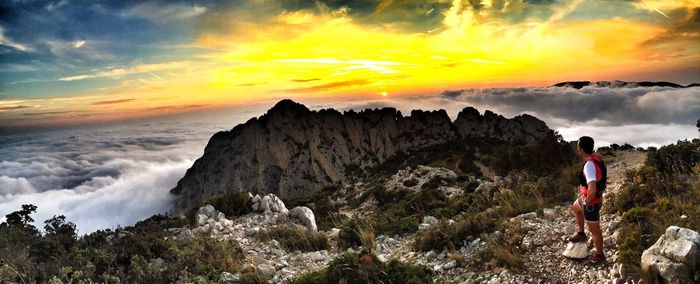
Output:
[{"xmin": 169, "ymin": 99, "xmax": 550, "ymax": 215}]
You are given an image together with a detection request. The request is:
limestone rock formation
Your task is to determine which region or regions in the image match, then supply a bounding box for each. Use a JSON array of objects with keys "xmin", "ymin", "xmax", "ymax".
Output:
[
  {"xmin": 641, "ymin": 226, "xmax": 700, "ymax": 284},
  {"xmin": 454, "ymin": 107, "xmax": 549, "ymax": 143},
  {"xmin": 192, "ymin": 205, "xmax": 235, "ymax": 238},
  {"xmin": 169, "ymin": 99, "xmax": 551, "ymax": 215}
]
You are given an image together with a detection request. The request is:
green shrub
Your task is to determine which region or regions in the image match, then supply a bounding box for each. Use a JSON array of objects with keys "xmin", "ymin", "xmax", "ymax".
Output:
[
  {"xmin": 474, "ymin": 221, "xmax": 526, "ymax": 269},
  {"xmin": 382, "ymin": 259, "xmax": 434, "ymax": 284},
  {"xmin": 239, "ymin": 271, "xmax": 269, "ymax": 284},
  {"xmin": 338, "ymin": 216, "xmax": 376, "ymax": 249},
  {"xmin": 292, "ymin": 252, "xmax": 433, "ymax": 284},
  {"xmin": 403, "ymin": 178, "xmax": 419, "ymax": 187},
  {"xmin": 413, "ymin": 212, "xmax": 496, "ymax": 252},
  {"xmin": 256, "ymin": 226, "xmax": 329, "ymax": 252},
  {"xmin": 206, "ymin": 191, "xmax": 253, "ymax": 218},
  {"xmin": 646, "ymin": 140, "xmax": 700, "ymax": 176}
]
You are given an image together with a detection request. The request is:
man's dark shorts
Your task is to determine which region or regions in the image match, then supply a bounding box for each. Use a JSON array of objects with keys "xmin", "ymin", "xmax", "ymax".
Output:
[{"xmin": 578, "ymin": 196, "xmax": 602, "ymax": 222}]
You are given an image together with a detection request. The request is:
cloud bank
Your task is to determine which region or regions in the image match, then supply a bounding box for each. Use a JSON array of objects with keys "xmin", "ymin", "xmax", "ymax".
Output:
[{"xmin": 0, "ymin": 108, "xmax": 263, "ymax": 234}]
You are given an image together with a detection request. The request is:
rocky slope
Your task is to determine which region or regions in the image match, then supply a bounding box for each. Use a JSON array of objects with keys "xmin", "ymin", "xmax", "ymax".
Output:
[
  {"xmin": 169, "ymin": 100, "xmax": 549, "ymax": 215},
  {"xmin": 165, "ymin": 150, "xmax": 677, "ymax": 284}
]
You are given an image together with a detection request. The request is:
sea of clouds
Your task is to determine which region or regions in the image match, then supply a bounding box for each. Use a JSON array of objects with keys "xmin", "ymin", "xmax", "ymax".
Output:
[
  {"xmin": 0, "ymin": 106, "xmax": 270, "ymax": 234},
  {"xmin": 0, "ymin": 85, "xmax": 698, "ymax": 234}
]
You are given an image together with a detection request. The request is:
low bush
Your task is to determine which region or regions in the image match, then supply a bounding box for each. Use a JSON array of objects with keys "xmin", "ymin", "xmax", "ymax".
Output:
[
  {"xmin": 338, "ymin": 216, "xmax": 376, "ymax": 250},
  {"xmin": 185, "ymin": 191, "xmax": 253, "ymax": 224},
  {"xmin": 292, "ymin": 252, "xmax": 433, "ymax": 284},
  {"xmin": 474, "ymin": 221, "xmax": 526, "ymax": 269},
  {"xmin": 256, "ymin": 226, "xmax": 329, "ymax": 252},
  {"xmin": 206, "ymin": 191, "xmax": 253, "ymax": 218},
  {"xmin": 239, "ymin": 271, "xmax": 269, "ymax": 284}
]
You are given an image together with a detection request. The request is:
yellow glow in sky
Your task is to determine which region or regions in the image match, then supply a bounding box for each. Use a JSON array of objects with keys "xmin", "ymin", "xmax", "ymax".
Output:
[{"xmin": 1, "ymin": 0, "xmax": 698, "ymax": 127}]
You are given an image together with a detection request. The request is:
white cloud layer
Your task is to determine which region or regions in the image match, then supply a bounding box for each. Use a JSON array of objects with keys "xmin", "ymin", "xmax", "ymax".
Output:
[{"xmin": 0, "ymin": 107, "xmax": 265, "ymax": 234}]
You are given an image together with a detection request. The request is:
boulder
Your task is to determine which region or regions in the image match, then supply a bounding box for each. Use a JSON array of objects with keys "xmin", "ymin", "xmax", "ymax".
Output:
[
  {"xmin": 562, "ymin": 242, "xmax": 589, "ymax": 259},
  {"xmin": 178, "ymin": 229, "xmax": 194, "ymax": 240},
  {"xmin": 423, "ymin": 215, "xmax": 439, "ymax": 226},
  {"xmin": 641, "ymin": 226, "xmax": 700, "ymax": 284},
  {"xmin": 256, "ymin": 263, "xmax": 276, "ymax": 277},
  {"xmin": 220, "ymin": 272, "xmax": 240, "ymax": 284},
  {"xmin": 195, "ymin": 204, "xmax": 216, "ymax": 226},
  {"xmin": 444, "ymin": 260, "xmax": 458, "ymax": 270},
  {"xmin": 252, "ymin": 193, "xmax": 288, "ymax": 214},
  {"xmin": 542, "ymin": 208, "xmax": 556, "ymax": 220},
  {"xmin": 289, "ymin": 206, "xmax": 317, "ymax": 233},
  {"xmin": 419, "ymin": 215, "xmax": 439, "ymax": 231}
]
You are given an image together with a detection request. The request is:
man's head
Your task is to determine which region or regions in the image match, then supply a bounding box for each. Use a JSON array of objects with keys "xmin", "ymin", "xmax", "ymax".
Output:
[{"xmin": 577, "ymin": 136, "xmax": 594, "ymax": 157}]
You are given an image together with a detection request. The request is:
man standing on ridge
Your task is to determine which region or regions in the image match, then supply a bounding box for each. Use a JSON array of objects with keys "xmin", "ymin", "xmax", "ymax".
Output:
[{"xmin": 569, "ymin": 136, "xmax": 607, "ymax": 264}]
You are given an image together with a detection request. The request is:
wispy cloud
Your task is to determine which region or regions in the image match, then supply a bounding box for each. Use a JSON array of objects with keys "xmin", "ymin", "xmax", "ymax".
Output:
[
  {"xmin": 147, "ymin": 104, "xmax": 208, "ymax": 112},
  {"xmin": 120, "ymin": 2, "xmax": 207, "ymax": 23},
  {"xmin": 0, "ymin": 105, "xmax": 34, "ymax": 111},
  {"xmin": 281, "ymin": 79, "xmax": 372, "ymax": 93},
  {"xmin": 278, "ymin": 58, "xmax": 405, "ymax": 74},
  {"xmin": 0, "ymin": 26, "xmax": 34, "ymax": 52},
  {"xmin": 59, "ymin": 61, "xmax": 188, "ymax": 81},
  {"xmin": 91, "ymin": 99, "xmax": 135, "ymax": 105},
  {"xmin": 291, "ymin": 78, "xmax": 321, "ymax": 82}
]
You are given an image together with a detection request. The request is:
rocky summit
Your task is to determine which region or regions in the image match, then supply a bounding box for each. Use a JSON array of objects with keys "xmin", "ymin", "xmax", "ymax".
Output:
[{"xmin": 169, "ymin": 99, "xmax": 549, "ymax": 215}]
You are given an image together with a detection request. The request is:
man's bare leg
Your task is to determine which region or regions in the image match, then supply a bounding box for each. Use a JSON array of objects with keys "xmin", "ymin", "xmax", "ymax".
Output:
[
  {"xmin": 587, "ymin": 221, "xmax": 604, "ymax": 255},
  {"xmin": 572, "ymin": 199, "xmax": 584, "ymax": 233}
]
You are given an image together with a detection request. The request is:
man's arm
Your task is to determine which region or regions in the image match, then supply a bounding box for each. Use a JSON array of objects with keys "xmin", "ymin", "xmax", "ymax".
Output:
[{"xmin": 586, "ymin": 181, "xmax": 597, "ymax": 203}]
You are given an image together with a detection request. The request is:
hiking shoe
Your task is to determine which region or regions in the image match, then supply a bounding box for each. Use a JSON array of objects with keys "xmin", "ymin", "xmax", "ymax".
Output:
[
  {"xmin": 588, "ymin": 252, "xmax": 606, "ymax": 264},
  {"xmin": 568, "ymin": 231, "xmax": 587, "ymax": 243}
]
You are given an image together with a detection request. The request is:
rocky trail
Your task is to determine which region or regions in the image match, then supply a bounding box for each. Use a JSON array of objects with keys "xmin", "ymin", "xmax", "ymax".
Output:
[
  {"xmin": 497, "ymin": 150, "xmax": 646, "ymax": 284},
  {"xmin": 168, "ymin": 151, "xmax": 649, "ymax": 283}
]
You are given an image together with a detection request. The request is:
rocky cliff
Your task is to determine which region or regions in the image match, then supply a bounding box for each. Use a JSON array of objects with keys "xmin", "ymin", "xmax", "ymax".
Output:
[{"xmin": 169, "ymin": 99, "xmax": 549, "ymax": 215}]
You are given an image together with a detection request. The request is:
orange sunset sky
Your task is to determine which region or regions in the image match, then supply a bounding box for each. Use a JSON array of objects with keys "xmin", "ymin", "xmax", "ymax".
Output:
[{"xmin": 1, "ymin": 0, "xmax": 699, "ymax": 128}]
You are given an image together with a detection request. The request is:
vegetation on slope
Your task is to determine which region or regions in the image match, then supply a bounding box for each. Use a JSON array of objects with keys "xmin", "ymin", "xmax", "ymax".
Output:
[
  {"xmin": 293, "ymin": 251, "xmax": 433, "ymax": 284},
  {"xmin": 0, "ymin": 208, "xmax": 264, "ymax": 283},
  {"xmin": 609, "ymin": 139, "xmax": 700, "ymax": 275}
]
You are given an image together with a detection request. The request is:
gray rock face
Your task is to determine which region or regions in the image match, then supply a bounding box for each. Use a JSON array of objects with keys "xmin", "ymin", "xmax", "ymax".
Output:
[
  {"xmin": 453, "ymin": 107, "xmax": 549, "ymax": 143},
  {"xmin": 641, "ymin": 226, "xmax": 700, "ymax": 284},
  {"xmin": 289, "ymin": 206, "xmax": 317, "ymax": 233},
  {"xmin": 169, "ymin": 99, "xmax": 550, "ymax": 215}
]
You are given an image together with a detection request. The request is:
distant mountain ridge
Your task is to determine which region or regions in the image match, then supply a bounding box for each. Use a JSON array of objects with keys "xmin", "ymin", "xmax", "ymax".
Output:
[
  {"xmin": 169, "ymin": 99, "xmax": 551, "ymax": 215},
  {"xmin": 552, "ymin": 80, "xmax": 698, "ymax": 89}
]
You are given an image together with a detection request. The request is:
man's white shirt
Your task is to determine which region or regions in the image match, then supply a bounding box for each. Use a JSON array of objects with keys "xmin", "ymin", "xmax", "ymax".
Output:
[{"xmin": 583, "ymin": 161, "xmax": 597, "ymax": 183}]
